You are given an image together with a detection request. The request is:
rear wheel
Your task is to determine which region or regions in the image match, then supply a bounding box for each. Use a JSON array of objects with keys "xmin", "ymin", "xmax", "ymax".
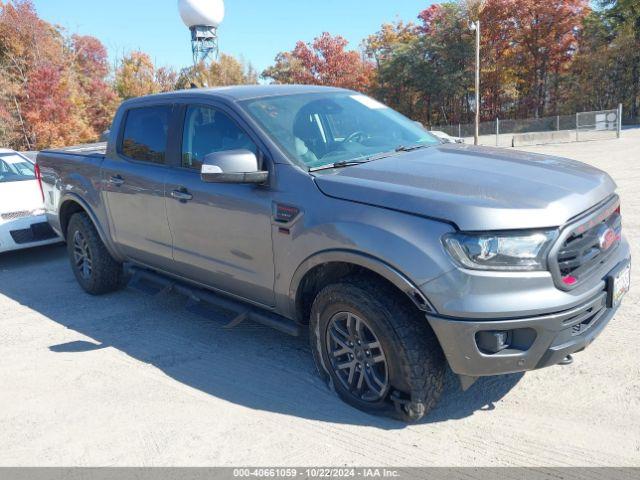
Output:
[
  {"xmin": 66, "ymin": 212, "xmax": 122, "ymax": 295},
  {"xmin": 309, "ymin": 278, "xmax": 446, "ymax": 422}
]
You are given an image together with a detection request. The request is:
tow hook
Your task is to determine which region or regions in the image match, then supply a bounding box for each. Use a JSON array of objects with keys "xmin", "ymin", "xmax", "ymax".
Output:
[{"xmin": 559, "ymin": 354, "xmax": 574, "ymax": 366}]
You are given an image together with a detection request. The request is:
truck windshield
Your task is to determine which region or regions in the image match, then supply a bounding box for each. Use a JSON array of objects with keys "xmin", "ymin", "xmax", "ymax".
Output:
[
  {"xmin": 241, "ymin": 93, "xmax": 440, "ymax": 170},
  {"xmin": 0, "ymin": 153, "xmax": 35, "ymax": 183}
]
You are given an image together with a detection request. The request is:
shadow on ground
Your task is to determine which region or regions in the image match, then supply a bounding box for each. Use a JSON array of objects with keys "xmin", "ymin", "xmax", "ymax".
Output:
[{"xmin": 0, "ymin": 244, "xmax": 522, "ymax": 428}]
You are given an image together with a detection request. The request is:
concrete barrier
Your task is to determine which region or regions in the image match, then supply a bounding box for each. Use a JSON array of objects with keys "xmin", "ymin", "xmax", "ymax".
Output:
[{"xmin": 511, "ymin": 130, "xmax": 574, "ymax": 147}]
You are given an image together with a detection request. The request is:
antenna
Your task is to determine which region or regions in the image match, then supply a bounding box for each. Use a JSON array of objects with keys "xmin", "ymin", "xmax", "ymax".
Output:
[{"xmin": 178, "ymin": 0, "xmax": 225, "ymax": 66}]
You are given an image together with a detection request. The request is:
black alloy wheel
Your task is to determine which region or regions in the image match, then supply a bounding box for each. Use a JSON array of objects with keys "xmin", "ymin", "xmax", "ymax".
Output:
[
  {"xmin": 325, "ymin": 311, "xmax": 390, "ymax": 402},
  {"xmin": 72, "ymin": 229, "xmax": 93, "ymax": 280}
]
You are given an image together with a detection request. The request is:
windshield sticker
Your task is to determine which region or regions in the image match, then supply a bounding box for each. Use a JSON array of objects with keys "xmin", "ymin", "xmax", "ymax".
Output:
[{"xmin": 350, "ymin": 95, "xmax": 388, "ymax": 110}]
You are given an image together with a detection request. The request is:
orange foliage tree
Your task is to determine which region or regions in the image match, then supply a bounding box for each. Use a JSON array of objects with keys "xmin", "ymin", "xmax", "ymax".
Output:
[
  {"xmin": 363, "ymin": 0, "xmax": 592, "ymax": 125},
  {"xmin": 263, "ymin": 33, "xmax": 374, "ymax": 92},
  {"xmin": 0, "ymin": 0, "xmax": 118, "ymax": 149},
  {"xmin": 481, "ymin": 0, "xmax": 590, "ymax": 117}
]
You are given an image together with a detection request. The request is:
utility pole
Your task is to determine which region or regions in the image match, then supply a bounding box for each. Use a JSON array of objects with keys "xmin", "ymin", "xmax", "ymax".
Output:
[
  {"xmin": 617, "ymin": 103, "xmax": 623, "ymax": 139},
  {"xmin": 471, "ymin": 20, "xmax": 481, "ymax": 146}
]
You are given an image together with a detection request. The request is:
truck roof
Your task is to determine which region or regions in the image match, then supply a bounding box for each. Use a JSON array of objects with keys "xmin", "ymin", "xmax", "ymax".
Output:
[{"xmin": 122, "ymin": 84, "xmax": 351, "ymax": 105}]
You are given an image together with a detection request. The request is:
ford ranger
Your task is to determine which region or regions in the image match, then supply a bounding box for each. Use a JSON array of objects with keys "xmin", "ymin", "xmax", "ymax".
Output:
[{"xmin": 37, "ymin": 85, "xmax": 631, "ymax": 421}]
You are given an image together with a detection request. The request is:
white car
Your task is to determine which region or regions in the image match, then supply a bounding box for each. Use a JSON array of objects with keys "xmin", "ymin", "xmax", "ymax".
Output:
[
  {"xmin": 0, "ymin": 148, "xmax": 60, "ymax": 253},
  {"xmin": 430, "ymin": 130, "xmax": 465, "ymax": 144}
]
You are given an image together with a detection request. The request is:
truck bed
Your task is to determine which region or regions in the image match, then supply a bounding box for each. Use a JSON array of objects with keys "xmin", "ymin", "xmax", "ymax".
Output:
[{"xmin": 37, "ymin": 142, "xmax": 109, "ymax": 240}]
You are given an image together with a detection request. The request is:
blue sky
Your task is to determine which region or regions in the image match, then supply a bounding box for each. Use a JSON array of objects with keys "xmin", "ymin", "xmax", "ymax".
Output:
[{"xmin": 33, "ymin": 0, "xmax": 435, "ymax": 74}]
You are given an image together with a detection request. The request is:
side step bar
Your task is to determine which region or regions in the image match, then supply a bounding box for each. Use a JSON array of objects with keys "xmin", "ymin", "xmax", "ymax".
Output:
[{"xmin": 126, "ymin": 266, "xmax": 301, "ymax": 337}]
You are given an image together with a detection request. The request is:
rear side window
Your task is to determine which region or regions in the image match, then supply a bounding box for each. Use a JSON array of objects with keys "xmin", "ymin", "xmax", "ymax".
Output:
[{"xmin": 120, "ymin": 106, "xmax": 171, "ymax": 164}]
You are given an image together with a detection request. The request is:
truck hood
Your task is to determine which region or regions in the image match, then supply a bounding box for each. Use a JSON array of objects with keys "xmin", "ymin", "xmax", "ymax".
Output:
[
  {"xmin": 0, "ymin": 180, "xmax": 43, "ymax": 215},
  {"xmin": 313, "ymin": 144, "xmax": 617, "ymax": 231}
]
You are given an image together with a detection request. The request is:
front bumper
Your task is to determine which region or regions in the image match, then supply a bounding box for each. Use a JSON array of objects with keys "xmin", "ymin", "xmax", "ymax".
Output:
[
  {"xmin": 427, "ymin": 289, "xmax": 620, "ymax": 377},
  {"xmin": 421, "ymin": 232, "xmax": 630, "ymax": 379}
]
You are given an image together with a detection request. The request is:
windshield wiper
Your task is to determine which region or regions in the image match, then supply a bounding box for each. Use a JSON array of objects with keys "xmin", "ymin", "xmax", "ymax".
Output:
[
  {"xmin": 395, "ymin": 144, "xmax": 433, "ymax": 153},
  {"xmin": 309, "ymin": 159, "xmax": 370, "ymax": 172},
  {"xmin": 308, "ymin": 147, "xmax": 416, "ymax": 173}
]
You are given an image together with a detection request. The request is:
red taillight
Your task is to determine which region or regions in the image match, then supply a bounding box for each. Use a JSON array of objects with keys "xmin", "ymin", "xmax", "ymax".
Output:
[
  {"xmin": 615, "ymin": 205, "xmax": 621, "ymax": 216},
  {"xmin": 562, "ymin": 275, "xmax": 577, "ymax": 286},
  {"xmin": 34, "ymin": 163, "xmax": 45, "ymax": 203}
]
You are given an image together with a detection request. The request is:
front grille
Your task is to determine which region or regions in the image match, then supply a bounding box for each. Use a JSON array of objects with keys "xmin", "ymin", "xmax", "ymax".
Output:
[
  {"xmin": 550, "ymin": 196, "xmax": 621, "ymax": 290},
  {"xmin": 558, "ymin": 212, "xmax": 621, "ymax": 278},
  {"xmin": 1, "ymin": 210, "xmax": 33, "ymax": 221},
  {"xmin": 9, "ymin": 222, "xmax": 57, "ymax": 245}
]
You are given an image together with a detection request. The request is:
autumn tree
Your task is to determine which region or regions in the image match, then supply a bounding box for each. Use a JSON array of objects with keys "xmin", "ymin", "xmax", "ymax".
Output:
[
  {"xmin": 115, "ymin": 52, "xmax": 159, "ymax": 100},
  {"xmin": 263, "ymin": 33, "xmax": 374, "ymax": 91},
  {"xmin": 0, "ymin": 0, "xmax": 115, "ymax": 149},
  {"xmin": 71, "ymin": 35, "xmax": 119, "ymax": 135},
  {"xmin": 599, "ymin": 0, "xmax": 640, "ymax": 119},
  {"xmin": 418, "ymin": 4, "xmax": 476, "ymax": 123},
  {"xmin": 0, "ymin": 0, "xmax": 63, "ymax": 148},
  {"xmin": 175, "ymin": 53, "xmax": 258, "ymax": 89},
  {"xmin": 155, "ymin": 66, "xmax": 179, "ymax": 93},
  {"xmin": 365, "ymin": 5, "xmax": 475, "ymax": 125},
  {"xmin": 364, "ymin": 21, "xmax": 423, "ymax": 117},
  {"xmin": 364, "ymin": 0, "xmax": 596, "ymax": 126},
  {"xmin": 22, "ymin": 63, "xmax": 94, "ymax": 148},
  {"xmin": 483, "ymin": 0, "xmax": 589, "ymax": 117}
]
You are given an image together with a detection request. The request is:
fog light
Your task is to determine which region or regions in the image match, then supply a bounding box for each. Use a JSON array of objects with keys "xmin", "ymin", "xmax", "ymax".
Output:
[{"xmin": 476, "ymin": 330, "xmax": 511, "ymax": 354}]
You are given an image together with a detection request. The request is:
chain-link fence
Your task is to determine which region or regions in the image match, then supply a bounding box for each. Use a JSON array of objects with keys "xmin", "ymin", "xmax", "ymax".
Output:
[
  {"xmin": 576, "ymin": 109, "xmax": 621, "ymax": 142},
  {"xmin": 432, "ymin": 106, "xmax": 623, "ymax": 147}
]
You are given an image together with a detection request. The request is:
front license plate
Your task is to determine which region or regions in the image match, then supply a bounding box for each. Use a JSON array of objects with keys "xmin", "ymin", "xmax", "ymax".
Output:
[{"xmin": 608, "ymin": 262, "xmax": 630, "ymax": 308}]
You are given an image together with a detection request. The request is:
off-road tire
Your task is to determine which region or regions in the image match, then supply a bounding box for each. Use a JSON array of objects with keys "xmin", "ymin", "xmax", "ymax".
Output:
[
  {"xmin": 66, "ymin": 212, "xmax": 122, "ymax": 295},
  {"xmin": 309, "ymin": 277, "xmax": 446, "ymax": 422}
]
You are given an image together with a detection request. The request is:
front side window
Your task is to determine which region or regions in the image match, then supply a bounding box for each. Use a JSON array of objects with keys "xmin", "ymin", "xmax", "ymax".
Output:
[
  {"xmin": 0, "ymin": 153, "xmax": 35, "ymax": 183},
  {"xmin": 241, "ymin": 93, "xmax": 439, "ymax": 169},
  {"xmin": 181, "ymin": 106, "xmax": 257, "ymax": 170},
  {"xmin": 120, "ymin": 106, "xmax": 171, "ymax": 164}
]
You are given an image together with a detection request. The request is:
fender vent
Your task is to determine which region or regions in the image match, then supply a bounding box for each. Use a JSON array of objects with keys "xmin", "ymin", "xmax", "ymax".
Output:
[{"xmin": 274, "ymin": 203, "xmax": 300, "ymax": 223}]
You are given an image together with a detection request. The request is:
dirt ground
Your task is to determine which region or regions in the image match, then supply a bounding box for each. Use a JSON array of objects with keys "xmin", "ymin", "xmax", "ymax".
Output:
[{"xmin": 0, "ymin": 131, "xmax": 638, "ymax": 467}]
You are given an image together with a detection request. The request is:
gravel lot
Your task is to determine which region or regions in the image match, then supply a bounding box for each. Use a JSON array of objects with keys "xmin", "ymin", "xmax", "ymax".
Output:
[{"xmin": 0, "ymin": 131, "xmax": 638, "ymax": 467}]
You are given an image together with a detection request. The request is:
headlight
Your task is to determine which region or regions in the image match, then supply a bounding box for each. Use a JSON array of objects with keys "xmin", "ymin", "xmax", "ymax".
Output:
[{"xmin": 442, "ymin": 230, "xmax": 558, "ymax": 271}]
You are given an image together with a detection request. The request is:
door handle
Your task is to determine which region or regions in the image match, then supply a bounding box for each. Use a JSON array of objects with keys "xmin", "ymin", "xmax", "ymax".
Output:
[
  {"xmin": 108, "ymin": 175, "xmax": 125, "ymax": 187},
  {"xmin": 171, "ymin": 189, "xmax": 193, "ymax": 202}
]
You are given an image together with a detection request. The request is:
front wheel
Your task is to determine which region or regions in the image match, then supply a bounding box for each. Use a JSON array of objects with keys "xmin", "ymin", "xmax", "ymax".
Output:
[
  {"xmin": 66, "ymin": 212, "xmax": 122, "ymax": 295},
  {"xmin": 309, "ymin": 278, "xmax": 446, "ymax": 422}
]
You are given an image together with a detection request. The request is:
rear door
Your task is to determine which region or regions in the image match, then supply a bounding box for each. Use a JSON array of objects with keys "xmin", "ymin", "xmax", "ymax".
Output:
[
  {"xmin": 102, "ymin": 104, "xmax": 175, "ymax": 271},
  {"xmin": 164, "ymin": 103, "xmax": 276, "ymax": 306}
]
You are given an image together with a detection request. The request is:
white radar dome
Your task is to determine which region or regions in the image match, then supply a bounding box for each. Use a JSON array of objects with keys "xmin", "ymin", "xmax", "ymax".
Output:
[{"xmin": 178, "ymin": 0, "xmax": 225, "ymax": 28}]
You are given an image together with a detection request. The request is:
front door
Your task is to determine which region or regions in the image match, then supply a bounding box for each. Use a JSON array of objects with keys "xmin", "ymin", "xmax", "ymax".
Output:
[
  {"xmin": 165, "ymin": 105, "xmax": 276, "ymax": 306},
  {"xmin": 102, "ymin": 104, "xmax": 174, "ymax": 271}
]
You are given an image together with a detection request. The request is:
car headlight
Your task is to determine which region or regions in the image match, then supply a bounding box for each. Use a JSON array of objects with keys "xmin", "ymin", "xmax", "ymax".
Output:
[{"xmin": 442, "ymin": 230, "xmax": 558, "ymax": 271}]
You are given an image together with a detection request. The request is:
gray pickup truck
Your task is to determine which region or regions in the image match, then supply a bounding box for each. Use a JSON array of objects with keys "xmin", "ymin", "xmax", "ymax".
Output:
[{"xmin": 37, "ymin": 85, "xmax": 631, "ymax": 421}]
